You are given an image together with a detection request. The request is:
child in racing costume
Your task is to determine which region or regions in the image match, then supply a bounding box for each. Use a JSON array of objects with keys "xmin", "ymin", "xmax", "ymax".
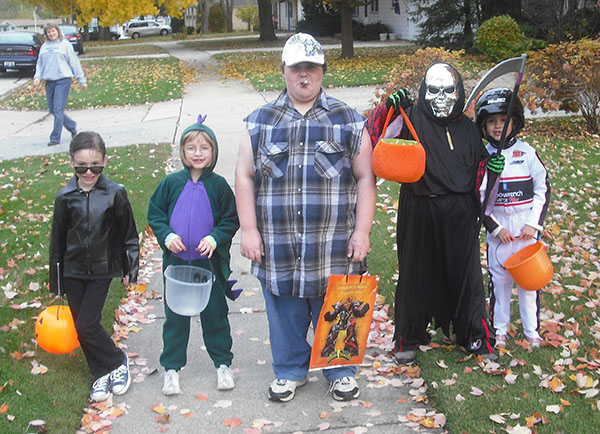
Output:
[{"xmin": 475, "ymin": 88, "xmax": 550, "ymax": 349}]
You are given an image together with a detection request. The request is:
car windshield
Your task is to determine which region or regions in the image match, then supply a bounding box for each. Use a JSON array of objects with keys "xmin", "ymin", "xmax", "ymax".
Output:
[
  {"xmin": 0, "ymin": 33, "xmax": 36, "ymax": 44},
  {"xmin": 60, "ymin": 26, "xmax": 78, "ymax": 33}
]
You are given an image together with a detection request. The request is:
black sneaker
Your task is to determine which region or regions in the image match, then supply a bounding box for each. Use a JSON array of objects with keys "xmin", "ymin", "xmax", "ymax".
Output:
[
  {"xmin": 466, "ymin": 338, "xmax": 498, "ymax": 361},
  {"xmin": 393, "ymin": 341, "xmax": 417, "ymax": 364},
  {"xmin": 47, "ymin": 141, "xmax": 60, "ymax": 147},
  {"xmin": 71, "ymin": 129, "xmax": 78, "ymax": 138}
]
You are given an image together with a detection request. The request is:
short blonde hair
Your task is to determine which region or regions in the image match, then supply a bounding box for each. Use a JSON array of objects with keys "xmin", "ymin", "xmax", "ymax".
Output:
[
  {"xmin": 180, "ymin": 130, "xmax": 216, "ymax": 170},
  {"xmin": 43, "ymin": 23, "xmax": 64, "ymax": 41}
]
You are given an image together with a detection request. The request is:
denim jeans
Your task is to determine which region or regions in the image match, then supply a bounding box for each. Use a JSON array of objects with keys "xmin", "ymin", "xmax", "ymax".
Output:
[
  {"xmin": 45, "ymin": 77, "xmax": 76, "ymax": 143},
  {"xmin": 64, "ymin": 277, "xmax": 125, "ymax": 379},
  {"xmin": 262, "ymin": 287, "xmax": 357, "ymax": 382}
]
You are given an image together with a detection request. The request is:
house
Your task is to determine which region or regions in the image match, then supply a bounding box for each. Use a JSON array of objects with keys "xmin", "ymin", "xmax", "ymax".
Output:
[
  {"xmin": 351, "ymin": 0, "xmax": 420, "ymax": 40},
  {"xmin": 272, "ymin": 0, "xmax": 420, "ymax": 40},
  {"xmin": 0, "ymin": 20, "xmax": 16, "ymax": 32}
]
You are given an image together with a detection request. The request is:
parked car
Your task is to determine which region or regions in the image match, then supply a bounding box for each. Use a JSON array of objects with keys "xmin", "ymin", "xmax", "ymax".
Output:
[
  {"xmin": 125, "ymin": 21, "xmax": 172, "ymax": 39},
  {"xmin": 0, "ymin": 31, "xmax": 43, "ymax": 74},
  {"xmin": 82, "ymin": 26, "xmax": 121, "ymax": 41},
  {"xmin": 59, "ymin": 25, "xmax": 84, "ymax": 54}
]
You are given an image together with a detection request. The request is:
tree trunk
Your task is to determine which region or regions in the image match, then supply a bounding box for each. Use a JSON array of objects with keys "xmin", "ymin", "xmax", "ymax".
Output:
[
  {"xmin": 221, "ymin": 0, "xmax": 234, "ymax": 32},
  {"xmin": 340, "ymin": 3, "xmax": 354, "ymax": 58},
  {"xmin": 200, "ymin": 0, "xmax": 210, "ymax": 34},
  {"xmin": 258, "ymin": 0, "xmax": 276, "ymax": 41}
]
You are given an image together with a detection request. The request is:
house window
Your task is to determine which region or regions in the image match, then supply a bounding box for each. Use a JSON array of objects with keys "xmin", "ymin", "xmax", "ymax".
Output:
[{"xmin": 371, "ymin": 0, "xmax": 379, "ymax": 13}]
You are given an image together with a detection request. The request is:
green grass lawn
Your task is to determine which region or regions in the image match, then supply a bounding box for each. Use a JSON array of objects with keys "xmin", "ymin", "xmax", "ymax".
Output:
[
  {"xmin": 81, "ymin": 44, "xmax": 168, "ymax": 58},
  {"xmin": 0, "ymin": 57, "xmax": 184, "ymax": 110},
  {"xmin": 215, "ymin": 46, "xmax": 417, "ymax": 91},
  {"xmin": 369, "ymin": 117, "xmax": 600, "ymax": 432},
  {"xmin": 0, "ymin": 144, "xmax": 171, "ymax": 433}
]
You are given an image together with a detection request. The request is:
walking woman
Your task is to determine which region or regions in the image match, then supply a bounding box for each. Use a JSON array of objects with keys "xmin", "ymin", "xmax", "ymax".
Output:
[{"xmin": 33, "ymin": 23, "xmax": 87, "ymax": 146}]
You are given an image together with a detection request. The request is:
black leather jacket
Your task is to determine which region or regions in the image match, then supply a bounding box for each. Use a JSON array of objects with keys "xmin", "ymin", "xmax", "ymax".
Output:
[{"xmin": 49, "ymin": 174, "xmax": 139, "ymax": 295}]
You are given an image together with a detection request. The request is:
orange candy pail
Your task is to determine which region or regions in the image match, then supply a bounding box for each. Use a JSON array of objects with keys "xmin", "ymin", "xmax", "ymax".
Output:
[
  {"xmin": 372, "ymin": 138, "xmax": 426, "ymax": 183},
  {"xmin": 371, "ymin": 106, "xmax": 426, "ymax": 184},
  {"xmin": 504, "ymin": 241, "xmax": 553, "ymax": 291},
  {"xmin": 35, "ymin": 305, "xmax": 80, "ymax": 354}
]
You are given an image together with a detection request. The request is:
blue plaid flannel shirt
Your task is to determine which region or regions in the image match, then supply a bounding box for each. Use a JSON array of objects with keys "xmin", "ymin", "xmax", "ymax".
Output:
[{"xmin": 244, "ymin": 90, "xmax": 366, "ymax": 298}]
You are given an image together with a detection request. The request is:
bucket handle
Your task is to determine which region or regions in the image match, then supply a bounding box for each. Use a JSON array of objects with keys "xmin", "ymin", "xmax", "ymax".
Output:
[
  {"xmin": 494, "ymin": 236, "xmax": 543, "ymax": 270},
  {"xmin": 380, "ymin": 105, "xmax": 422, "ymax": 145},
  {"xmin": 187, "ymin": 258, "xmax": 216, "ymax": 283}
]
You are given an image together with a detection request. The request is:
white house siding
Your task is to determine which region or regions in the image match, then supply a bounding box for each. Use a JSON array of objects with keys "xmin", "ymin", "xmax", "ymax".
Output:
[{"xmin": 353, "ymin": 0, "xmax": 420, "ymax": 40}]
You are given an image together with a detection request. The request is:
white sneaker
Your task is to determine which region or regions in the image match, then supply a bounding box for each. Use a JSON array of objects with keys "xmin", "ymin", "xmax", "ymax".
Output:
[
  {"xmin": 330, "ymin": 376, "xmax": 360, "ymax": 401},
  {"xmin": 162, "ymin": 369, "xmax": 181, "ymax": 395},
  {"xmin": 268, "ymin": 378, "xmax": 307, "ymax": 402},
  {"xmin": 217, "ymin": 365, "xmax": 235, "ymax": 390},
  {"xmin": 90, "ymin": 373, "xmax": 111, "ymax": 402}
]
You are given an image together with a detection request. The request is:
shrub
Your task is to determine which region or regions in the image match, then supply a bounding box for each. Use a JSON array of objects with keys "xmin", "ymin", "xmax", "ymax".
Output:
[
  {"xmin": 352, "ymin": 21, "xmax": 389, "ymax": 41},
  {"xmin": 295, "ymin": 2, "xmax": 340, "ymax": 36},
  {"xmin": 209, "ymin": 5, "xmax": 226, "ymax": 33},
  {"xmin": 170, "ymin": 16, "xmax": 185, "ymax": 34},
  {"xmin": 522, "ymin": 38, "xmax": 600, "ymax": 134},
  {"xmin": 475, "ymin": 15, "xmax": 526, "ymax": 61}
]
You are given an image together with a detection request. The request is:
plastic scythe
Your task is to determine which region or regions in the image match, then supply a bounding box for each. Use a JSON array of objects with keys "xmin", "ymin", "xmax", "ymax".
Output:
[{"xmin": 464, "ymin": 54, "xmax": 528, "ymax": 113}]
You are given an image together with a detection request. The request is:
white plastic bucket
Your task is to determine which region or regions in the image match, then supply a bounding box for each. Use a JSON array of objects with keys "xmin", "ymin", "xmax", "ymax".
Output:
[{"xmin": 164, "ymin": 265, "xmax": 213, "ymax": 316}]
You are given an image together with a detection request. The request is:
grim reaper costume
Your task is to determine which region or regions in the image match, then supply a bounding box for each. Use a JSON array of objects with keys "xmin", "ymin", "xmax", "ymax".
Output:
[{"xmin": 366, "ymin": 63, "xmax": 496, "ymax": 361}]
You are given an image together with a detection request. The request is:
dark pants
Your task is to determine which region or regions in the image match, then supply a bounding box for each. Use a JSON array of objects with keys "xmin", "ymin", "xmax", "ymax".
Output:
[{"xmin": 64, "ymin": 277, "xmax": 124, "ymax": 379}]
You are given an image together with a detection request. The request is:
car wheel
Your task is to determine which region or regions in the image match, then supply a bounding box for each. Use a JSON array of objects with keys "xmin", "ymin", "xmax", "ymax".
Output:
[
  {"xmin": 160, "ymin": 29, "xmax": 168, "ymax": 36},
  {"xmin": 0, "ymin": 68, "xmax": 6, "ymax": 73},
  {"xmin": 111, "ymin": 34, "xmax": 118, "ymax": 41},
  {"xmin": 131, "ymin": 32, "xmax": 140, "ymax": 39}
]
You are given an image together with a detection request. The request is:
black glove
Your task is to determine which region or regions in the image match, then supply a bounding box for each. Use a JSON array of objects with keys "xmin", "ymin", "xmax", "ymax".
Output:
[
  {"xmin": 487, "ymin": 153, "xmax": 505, "ymax": 174},
  {"xmin": 386, "ymin": 88, "xmax": 413, "ymax": 114}
]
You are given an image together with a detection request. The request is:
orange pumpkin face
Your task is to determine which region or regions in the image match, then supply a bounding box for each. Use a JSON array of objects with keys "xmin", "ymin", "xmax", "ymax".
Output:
[
  {"xmin": 372, "ymin": 138, "xmax": 426, "ymax": 183},
  {"xmin": 35, "ymin": 305, "xmax": 80, "ymax": 354}
]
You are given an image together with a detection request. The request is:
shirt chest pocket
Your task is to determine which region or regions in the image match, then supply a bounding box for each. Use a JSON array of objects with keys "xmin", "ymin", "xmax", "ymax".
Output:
[
  {"xmin": 259, "ymin": 142, "xmax": 289, "ymax": 178},
  {"xmin": 314, "ymin": 140, "xmax": 349, "ymax": 178}
]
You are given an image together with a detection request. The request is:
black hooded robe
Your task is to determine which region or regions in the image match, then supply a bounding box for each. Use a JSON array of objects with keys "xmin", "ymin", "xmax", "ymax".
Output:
[{"xmin": 366, "ymin": 64, "xmax": 495, "ymax": 355}]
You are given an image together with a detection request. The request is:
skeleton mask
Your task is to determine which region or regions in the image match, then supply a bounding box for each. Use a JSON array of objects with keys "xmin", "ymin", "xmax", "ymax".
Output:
[{"xmin": 424, "ymin": 63, "xmax": 459, "ymax": 118}]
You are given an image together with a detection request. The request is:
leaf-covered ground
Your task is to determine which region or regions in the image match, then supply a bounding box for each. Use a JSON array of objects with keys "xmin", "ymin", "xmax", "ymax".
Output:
[
  {"xmin": 371, "ymin": 117, "xmax": 600, "ymax": 433},
  {"xmin": 0, "ymin": 144, "xmax": 171, "ymax": 433}
]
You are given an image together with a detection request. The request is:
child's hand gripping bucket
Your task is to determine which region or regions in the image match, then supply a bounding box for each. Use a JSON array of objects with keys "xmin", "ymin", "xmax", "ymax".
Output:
[
  {"xmin": 371, "ymin": 106, "xmax": 426, "ymax": 183},
  {"xmin": 164, "ymin": 264, "xmax": 214, "ymax": 316},
  {"xmin": 502, "ymin": 240, "xmax": 553, "ymax": 291}
]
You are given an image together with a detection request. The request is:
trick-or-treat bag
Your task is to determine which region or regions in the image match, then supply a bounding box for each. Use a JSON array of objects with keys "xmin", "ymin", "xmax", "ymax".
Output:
[{"xmin": 309, "ymin": 273, "xmax": 379, "ymax": 370}]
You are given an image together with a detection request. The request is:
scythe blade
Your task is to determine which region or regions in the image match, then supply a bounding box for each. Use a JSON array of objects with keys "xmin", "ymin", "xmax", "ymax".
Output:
[{"xmin": 464, "ymin": 54, "xmax": 526, "ymax": 112}]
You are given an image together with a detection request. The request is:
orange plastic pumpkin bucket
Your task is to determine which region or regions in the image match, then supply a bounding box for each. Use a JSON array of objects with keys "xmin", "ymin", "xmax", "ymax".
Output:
[
  {"xmin": 372, "ymin": 106, "xmax": 426, "ymax": 183},
  {"xmin": 35, "ymin": 305, "xmax": 80, "ymax": 354},
  {"xmin": 503, "ymin": 241, "xmax": 553, "ymax": 291}
]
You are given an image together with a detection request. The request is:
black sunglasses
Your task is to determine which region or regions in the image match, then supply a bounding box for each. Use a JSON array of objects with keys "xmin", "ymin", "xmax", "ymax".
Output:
[{"xmin": 73, "ymin": 165, "xmax": 104, "ymax": 175}]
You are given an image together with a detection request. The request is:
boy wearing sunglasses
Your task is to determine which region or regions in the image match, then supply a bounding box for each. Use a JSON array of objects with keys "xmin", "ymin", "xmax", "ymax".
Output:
[{"xmin": 49, "ymin": 131, "xmax": 139, "ymax": 402}]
